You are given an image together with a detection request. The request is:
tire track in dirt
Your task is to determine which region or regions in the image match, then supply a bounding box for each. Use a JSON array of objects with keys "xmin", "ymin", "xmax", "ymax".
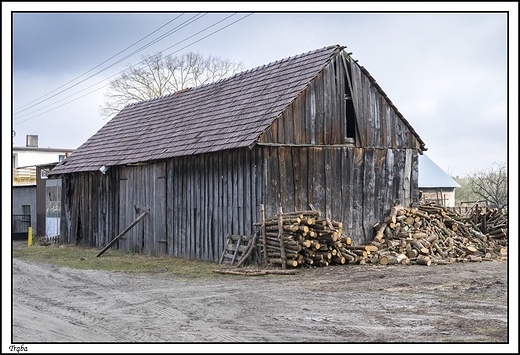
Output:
[
  {"xmin": 11, "ymin": 258, "xmax": 510, "ymax": 344},
  {"xmin": 12, "ymin": 286, "xmax": 120, "ymax": 342}
]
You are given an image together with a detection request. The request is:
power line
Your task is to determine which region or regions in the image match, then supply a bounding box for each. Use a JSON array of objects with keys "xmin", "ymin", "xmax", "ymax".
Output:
[
  {"xmin": 13, "ymin": 13, "xmax": 214, "ymax": 122},
  {"xmin": 14, "ymin": 13, "xmax": 253, "ymax": 126},
  {"xmin": 14, "ymin": 14, "xmax": 184, "ymax": 115},
  {"xmin": 14, "ymin": 13, "xmax": 208, "ymax": 118}
]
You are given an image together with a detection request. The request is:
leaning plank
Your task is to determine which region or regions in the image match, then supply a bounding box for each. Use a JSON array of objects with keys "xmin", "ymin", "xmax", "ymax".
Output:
[
  {"xmin": 277, "ymin": 206, "xmax": 287, "ymax": 269},
  {"xmin": 96, "ymin": 208, "xmax": 150, "ymax": 257},
  {"xmin": 235, "ymin": 231, "xmax": 260, "ymax": 267}
]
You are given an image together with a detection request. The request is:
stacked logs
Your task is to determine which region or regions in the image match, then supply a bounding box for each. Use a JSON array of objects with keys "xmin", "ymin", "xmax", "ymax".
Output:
[
  {"xmin": 255, "ymin": 209, "xmax": 361, "ymax": 268},
  {"xmin": 364, "ymin": 203, "xmax": 508, "ymax": 266},
  {"xmin": 254, "ymin": 203, "xmax": 507, "ymax": 268}
]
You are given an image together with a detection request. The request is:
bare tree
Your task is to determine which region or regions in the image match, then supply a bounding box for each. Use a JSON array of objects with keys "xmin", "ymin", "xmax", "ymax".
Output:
[
  {"xmin": 466, "ymin": 161, "xmax": 508, "ymax": 208},
  {"xmin": 454, "ymin": 176, "xmax": 479, "ymax": 205},
  {"xmin": 100, "ymin": 52, "xmax": 245, "ymax": 119}
]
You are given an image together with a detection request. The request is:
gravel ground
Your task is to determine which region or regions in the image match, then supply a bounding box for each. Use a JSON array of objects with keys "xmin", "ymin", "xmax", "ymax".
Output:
[{"xmin": 7, "ymin": 249, "xmax": 516, "ymax": 353}]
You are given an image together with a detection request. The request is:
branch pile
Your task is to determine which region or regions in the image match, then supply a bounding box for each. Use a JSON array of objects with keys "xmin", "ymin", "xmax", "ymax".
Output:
[
  {"xmin": 466, "ymin": 205, "xmax": 508, "ymax": 239},
  {"xmin": 366, "ymin": 203, "xmax": 508, "ymax": 266}
]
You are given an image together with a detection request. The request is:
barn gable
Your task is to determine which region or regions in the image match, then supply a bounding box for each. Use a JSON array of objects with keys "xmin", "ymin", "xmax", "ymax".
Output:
[{"xmin": 257, "ymin": 50, "xmax": 425, "ymax": 151}]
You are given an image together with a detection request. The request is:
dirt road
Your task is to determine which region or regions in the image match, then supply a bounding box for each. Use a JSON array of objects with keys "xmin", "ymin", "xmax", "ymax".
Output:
[{"xmin": 9, "ymin": 256, "xmax": 512, "ymax": 350}]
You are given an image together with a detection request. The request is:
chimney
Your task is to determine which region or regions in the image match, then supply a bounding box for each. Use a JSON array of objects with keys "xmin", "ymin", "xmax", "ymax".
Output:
[{"xmin": 26, "ymin": 135, "xmax": 38, "ymax": 147}]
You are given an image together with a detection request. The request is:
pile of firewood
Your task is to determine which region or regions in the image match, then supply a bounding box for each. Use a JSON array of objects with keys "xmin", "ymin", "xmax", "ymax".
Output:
[
  {"xmin": 365, "ymin": 203, "xmax": 508, "ymax": 266},
  {"xmin": 255, "ymin": 206, "xmax": 401, "ymax": 268},
  {"xmin": 255, "ymin": 208, "xmax": 361, "ymax": 268},
  {"xmin": 255, "ymin": 203, "xmax": 507, "ymax": 268}
]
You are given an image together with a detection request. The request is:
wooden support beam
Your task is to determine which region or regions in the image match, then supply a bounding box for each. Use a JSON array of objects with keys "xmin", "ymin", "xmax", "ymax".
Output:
[{"xmin": 96, "ymin": 208, "xmax": 149, "ymax": 257}]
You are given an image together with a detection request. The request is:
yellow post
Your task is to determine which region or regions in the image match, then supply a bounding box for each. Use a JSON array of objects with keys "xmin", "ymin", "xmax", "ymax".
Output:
[{"xmin": 28, "ymin": 227, "xmax": 33, "ymax": 247}]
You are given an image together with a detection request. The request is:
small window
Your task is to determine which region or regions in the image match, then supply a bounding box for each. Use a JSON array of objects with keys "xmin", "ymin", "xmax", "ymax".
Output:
[
  {"xmin": 346, "ymin": 98, "xmax": 356, "ymax": 140},
  {"xmin": 59, "ymin": 154, "xmax": 66, "ymax": 162},
  {"xmin": 22, "ymin": 205, "xmax": 31, "ymax": 221},
  {"xmin": 344, "ymin": 65, "xmax": 356, "ymax": 142}
]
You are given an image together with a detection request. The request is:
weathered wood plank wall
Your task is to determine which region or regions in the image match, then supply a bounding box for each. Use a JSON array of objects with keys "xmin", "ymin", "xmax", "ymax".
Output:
[
  {"xmin": 348, "ymin": 56, "xmax": 423, "ymax": 150},
  {"xmin": 258, "ymin": 56, "xmax": 347, "ymax": 145},
  {"xmin": 256, "ymin": 52, "xmax": 421, "ymax": 244},
  {"xmin": 61, "ymin": 148, "xmax": 261, "ymax": 261},
  {"xmin": 60, "ymin": 170, "xmax": 120, "ymax": 248},
  {"xmin": 258, "ymin": 53, "xmax": 423, "ymax": 152},
  {"xmin": 60, "ymin": 151, "xmax": 264, "ymax": 262},
  {"xmin": 167, "ymin": 148, "xmax": 264, "ymax": 261},
  {"xmin": 263, "ymin": 146, "xmax": 418, "ymax": 245},
  {"xmin": 116, "ymin": 162, "xmax": 167, "ymax": 254}
]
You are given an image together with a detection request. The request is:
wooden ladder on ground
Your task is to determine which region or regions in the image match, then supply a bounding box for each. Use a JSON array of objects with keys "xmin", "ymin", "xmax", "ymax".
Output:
[{"xmin": 219, "ymin": 234, "xmax": 254, "ymax": 266}]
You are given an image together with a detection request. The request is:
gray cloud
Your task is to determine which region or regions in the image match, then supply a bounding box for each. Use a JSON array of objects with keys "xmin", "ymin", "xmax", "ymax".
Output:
[{"xmin": 7, "ymin": 9, "xmax": 512, "ymax": 177}]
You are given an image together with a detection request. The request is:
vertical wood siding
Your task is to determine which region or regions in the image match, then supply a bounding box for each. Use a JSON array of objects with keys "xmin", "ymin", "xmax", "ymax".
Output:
[
  {"xmin": 116, "ymin": 162, "xmax": 167, "ymax": 254},
  {"xmin": 60, "ymin": 142, "xmax": 416, "ymax": 252},
  {"xmin": 61, "ymin": 151, "xmax": 264, "ymax": 262},
  {"xmin": 348, "ymin": 57, "xmax": 422, "ymax": 150},
  {"xmin": 258, "ymin": 54, "xmax": 422, "ymax": 151},
  {"xmin": 258, "ymin": 57, "xmax": 347, "ymax": 145},
  {"xmin": 168, "ymin": 148, "xmax": 264, "ymax": 261},
  {"xmin": 60, "ymin": 170, "xmax": 120, "ymax": 248},
  {"xmin": 263, "ymin": 146, "xmax": 418, "ymax": 245}
]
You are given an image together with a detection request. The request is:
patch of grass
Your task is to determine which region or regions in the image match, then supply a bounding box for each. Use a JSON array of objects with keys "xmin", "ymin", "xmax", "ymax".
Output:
[
  {"xmin": 476, "ymin": 326, "xmax": 506, "ymax": 342},
  {"xmin": 12, "ymin": 244, "xmax": 221, "ymax": 279}
]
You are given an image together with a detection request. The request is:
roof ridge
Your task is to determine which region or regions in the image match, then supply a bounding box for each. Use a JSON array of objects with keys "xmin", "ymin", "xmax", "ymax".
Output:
[
  {"xmin": 124, "ymin": 45, "xmax": 341, "ymax": 108},
  {"xmin": 224, "ymin": 44, "xmax": 340, "ymax": 81}
]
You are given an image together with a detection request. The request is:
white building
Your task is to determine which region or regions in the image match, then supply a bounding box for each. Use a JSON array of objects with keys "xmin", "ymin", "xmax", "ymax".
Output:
[
  {"xmin": 13, "ymin": 135, "xmax": 71, "ymax": 184},
  {"xmin": 12, "ymin": 135, "xmax": 74, "ymax": 239},
  {"xmin": 418, "ymin": 154, "xmax": 460, "ymax": 207}
]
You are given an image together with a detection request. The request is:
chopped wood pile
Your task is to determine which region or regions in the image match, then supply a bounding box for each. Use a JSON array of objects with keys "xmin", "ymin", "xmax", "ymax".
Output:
[
  {"xmin": 255, "ymin": 203, "xmax": 508, "ymax": 268},
  {"xmin": 367, "ymin": 203, "xmax": 508, "ymax": 266},
  {"xmin": 255, "ymin": 208, "xmax": 364, "ymax": 268}
]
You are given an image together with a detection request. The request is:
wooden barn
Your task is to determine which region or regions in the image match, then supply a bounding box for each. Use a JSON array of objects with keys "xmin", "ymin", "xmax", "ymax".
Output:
[{"xmin": 49, "ymin": 45, "xmax": 427, "ymax": 261}]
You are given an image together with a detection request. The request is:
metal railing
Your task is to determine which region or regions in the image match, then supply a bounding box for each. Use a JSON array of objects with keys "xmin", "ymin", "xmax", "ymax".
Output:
[{"xmin": 12, "ymin": 214, "xmax": 31, "ymax": 240}]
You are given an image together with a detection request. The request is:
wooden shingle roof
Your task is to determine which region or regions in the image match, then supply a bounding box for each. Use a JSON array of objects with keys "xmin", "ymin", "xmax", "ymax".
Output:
[{"xmin": 50, "ymin": 45, "xmax": 341, "ymax": 174}]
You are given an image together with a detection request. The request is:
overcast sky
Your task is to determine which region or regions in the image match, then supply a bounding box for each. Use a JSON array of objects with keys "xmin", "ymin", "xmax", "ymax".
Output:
[
  {"xmin": 5, "ymin": 3, "xmax": 517, "ymax": 179},
  {"xmin": 3, "ymin": 3, "xmax": 519, "ymax": 353}
]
